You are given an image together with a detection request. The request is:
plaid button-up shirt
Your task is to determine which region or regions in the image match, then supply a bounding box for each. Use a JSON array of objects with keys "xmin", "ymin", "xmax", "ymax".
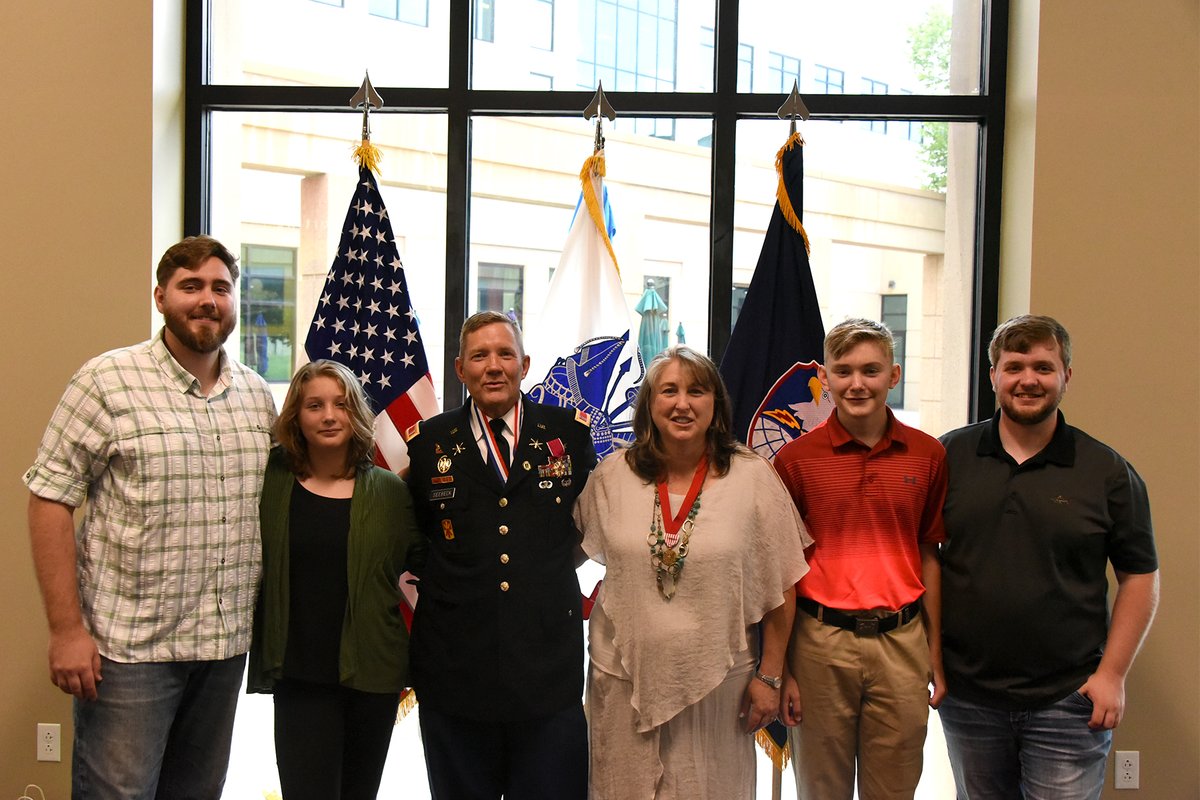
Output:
[{"xmin": 25, "ymin": 330, "xmax": 276, "ymax": 662}]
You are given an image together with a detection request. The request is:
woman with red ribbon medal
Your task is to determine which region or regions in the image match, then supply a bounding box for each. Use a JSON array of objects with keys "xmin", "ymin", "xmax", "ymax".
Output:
[{"xmin": 575, "ymin": 346, "xmax": 813, "ymax": 799}]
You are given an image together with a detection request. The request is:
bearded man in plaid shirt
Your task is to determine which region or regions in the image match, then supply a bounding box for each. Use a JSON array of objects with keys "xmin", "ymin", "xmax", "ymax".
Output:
[{"xmin": 25, "ymin": 236, "xmax": 276, "ymax": 800}]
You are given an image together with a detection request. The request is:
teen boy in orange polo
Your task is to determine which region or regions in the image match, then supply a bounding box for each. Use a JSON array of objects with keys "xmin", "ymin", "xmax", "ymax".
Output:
[{"xmin": 774, "ymin": 318, "xmax": 947, "ymax": 800}]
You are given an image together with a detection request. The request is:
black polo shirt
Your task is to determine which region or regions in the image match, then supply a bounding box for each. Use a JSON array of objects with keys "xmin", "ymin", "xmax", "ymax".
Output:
[{"xmin": 939, "ymin": 411, "xmax": 1157, "ymax": 710}]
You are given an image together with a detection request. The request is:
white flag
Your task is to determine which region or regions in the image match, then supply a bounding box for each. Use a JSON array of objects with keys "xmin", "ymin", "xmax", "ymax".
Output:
[{"xmin": 523, "ymin": 150, "xmax": 641, "ymax": 459}]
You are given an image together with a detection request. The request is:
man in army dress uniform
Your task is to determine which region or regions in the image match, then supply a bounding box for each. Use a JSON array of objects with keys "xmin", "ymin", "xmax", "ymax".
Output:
[{"xmin": 406, "ymin": 311, "xmax": 597, "ymax": 799}]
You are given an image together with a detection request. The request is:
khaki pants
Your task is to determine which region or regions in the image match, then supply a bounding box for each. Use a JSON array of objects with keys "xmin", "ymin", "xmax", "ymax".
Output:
[{"xmin": 787, "ymin": 610, "xmax": 931, "ymax": 800}]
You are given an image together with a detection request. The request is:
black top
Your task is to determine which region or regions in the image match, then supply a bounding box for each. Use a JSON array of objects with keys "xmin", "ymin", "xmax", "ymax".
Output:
[
  {"xmin": 283, "ymin": 480, "xmax": 352, "ymax": 684},
  {"xmin": 939, "ymin": 411, "xmax": 1157, "ymax": 710}
]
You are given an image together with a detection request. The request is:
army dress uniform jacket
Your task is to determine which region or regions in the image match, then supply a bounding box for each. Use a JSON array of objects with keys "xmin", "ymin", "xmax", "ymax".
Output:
[{"xmin": 406, "ymin": 397, "xmax": 597, "ymax": 722}]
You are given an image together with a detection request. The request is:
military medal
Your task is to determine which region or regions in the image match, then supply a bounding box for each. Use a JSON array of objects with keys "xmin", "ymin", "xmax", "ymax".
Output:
[
  {"xmin": 647, "ymin": 455, "xmax": 708, "ymax": 600},
  {"xmin": 538, "ymin": 437, "xmax": 573, "ymax": 478}
]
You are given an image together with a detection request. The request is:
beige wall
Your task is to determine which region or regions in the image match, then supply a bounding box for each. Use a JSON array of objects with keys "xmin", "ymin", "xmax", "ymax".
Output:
[{"xmin": 1, "ymin": 2, "xmax": 1196, "ymax": 798}]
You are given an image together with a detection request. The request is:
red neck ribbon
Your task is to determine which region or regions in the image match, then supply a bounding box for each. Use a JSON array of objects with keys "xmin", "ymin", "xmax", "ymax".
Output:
[{"xmin": 657, "ymin": 454, "xmax": 709, "ymax": 537}]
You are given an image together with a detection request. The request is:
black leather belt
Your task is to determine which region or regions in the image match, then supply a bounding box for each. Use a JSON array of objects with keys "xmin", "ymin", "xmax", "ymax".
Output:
[{"xmin": 797, "ymin": 596, "xmax": 922, "ymax": 637}]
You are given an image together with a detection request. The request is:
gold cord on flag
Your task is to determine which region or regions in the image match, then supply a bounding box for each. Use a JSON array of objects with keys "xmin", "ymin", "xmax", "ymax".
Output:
[
  {"xmin": 775, "ymin": 131, "xmax": 811, "ymax": 255},
  {"xmin": 580, "ymin": 152, "xmax": 621, "ymax": 276}
]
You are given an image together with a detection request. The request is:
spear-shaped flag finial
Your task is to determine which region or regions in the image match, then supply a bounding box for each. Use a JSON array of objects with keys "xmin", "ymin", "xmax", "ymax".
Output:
[
  {"xmin": 584, "ymin": 82, "xmax": 617, "ymax": 153},
  {"xmin": 351, "ymin": 71, "xmax": 385, "ymax": 173},
  {"xmin": 777, "ymin": 79, "xmax": 810, "ymax": 138}
]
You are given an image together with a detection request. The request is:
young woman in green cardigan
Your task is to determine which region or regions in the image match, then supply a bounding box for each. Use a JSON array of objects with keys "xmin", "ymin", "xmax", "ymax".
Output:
[{"xmin": 248, "ymin": 359, "xmax": 421, "ymax": 799}]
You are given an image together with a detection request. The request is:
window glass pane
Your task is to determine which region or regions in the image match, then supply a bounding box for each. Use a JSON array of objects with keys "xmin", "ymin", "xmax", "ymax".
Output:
[
  {"xmin": 473, "ymin": 0, "xmax": 494, "ymax": 41},
  {"xmin": 468, "ymin": 115, "xmax": 713, "ymax": 388},
  {"xmin": 739, "ymin": 0, "xmax": 981, "ymax": 96},
  {"xmin": 209, "ymin": 111, "xmax": 449, "ymax": 407},
  {"xmin": 210, "ymin": 0, "xmax": 447, "ymax": 87},
  {"xmin": 882, "ymin": 293, "xmax": 909, "ymax": 407},
  {"xmin": 477, "ymin": 263, "xmax": 524, "ymax": 326},
  {"xmin": 240, "ymin": 243, "xmax": 296, "ymax": 383},
  {"xmin": 732, "ymin": 119, "xmax": 978, "ymax": 436},
  {"xmin": 473, "ymin": 0, "xmax": 711, "ymax": 91},
  {"xmin": 531, "ymin": 0, "xmax": 554, "ymax": 51}
]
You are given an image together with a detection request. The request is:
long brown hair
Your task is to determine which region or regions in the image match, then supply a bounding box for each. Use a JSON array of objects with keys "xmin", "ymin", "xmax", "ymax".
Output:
[
  {"xmin": 624, "ymin": 346, "xmax": 744, "ymax": 482},
  {"xmin": 274, "ymin": 360, "xmax": 377, "ymax": 478}
]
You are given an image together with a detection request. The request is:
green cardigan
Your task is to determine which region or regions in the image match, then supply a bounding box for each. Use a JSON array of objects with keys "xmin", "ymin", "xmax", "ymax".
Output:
[{"xmin": 248, "ymin": 447, "xmax": 420, "ymax": 694}]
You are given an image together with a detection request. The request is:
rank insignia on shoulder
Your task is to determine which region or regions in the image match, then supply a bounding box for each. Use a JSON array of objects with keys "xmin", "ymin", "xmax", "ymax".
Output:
[
  {"xmin": 575, "ymin": 409, "xmax": 591, "ymax": 426},
  {"xmin": 403, "ymin": 421, "xmax": 421, "ymax": 441}
]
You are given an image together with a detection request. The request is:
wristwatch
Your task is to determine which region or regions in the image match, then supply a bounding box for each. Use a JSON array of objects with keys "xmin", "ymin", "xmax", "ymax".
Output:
[{"xmin": 755, "ymin": 670, "xmax": 783, "ymax": 689}]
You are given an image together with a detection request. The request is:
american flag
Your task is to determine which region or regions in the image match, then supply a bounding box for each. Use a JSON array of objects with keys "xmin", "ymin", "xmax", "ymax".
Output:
[{"xmin": 304, "ymin": 166, "xmax": 439, "ymax": 474}]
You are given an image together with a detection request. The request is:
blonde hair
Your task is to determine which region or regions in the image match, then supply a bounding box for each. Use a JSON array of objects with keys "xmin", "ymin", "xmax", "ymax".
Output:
[
  {"xmin": 824, "ymin": 318, "xmax": 895, "ymax": 363},
  {"xmin": 274, "ymin": 360, "xmax": 377, "ymax": 478}
]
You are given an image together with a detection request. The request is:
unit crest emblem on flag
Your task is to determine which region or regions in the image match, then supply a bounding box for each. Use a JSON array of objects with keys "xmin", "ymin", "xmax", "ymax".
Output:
[{"xmin": 747, "ymin": 361, "xmax": 835, "ymax": 460}]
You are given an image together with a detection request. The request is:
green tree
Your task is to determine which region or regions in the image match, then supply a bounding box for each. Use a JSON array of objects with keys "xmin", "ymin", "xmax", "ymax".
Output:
[{"xmin": 908, "ymin": 7, "xmax": 951, "ymax": 192}]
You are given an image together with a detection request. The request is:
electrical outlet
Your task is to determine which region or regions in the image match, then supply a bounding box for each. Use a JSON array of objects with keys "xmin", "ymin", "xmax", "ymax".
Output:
[
  {"xmin": 37, "ymin": 723, "xmax": 61, "ymax": 762},
  {"xmin": 1115, "ymin": 749, "xmax": 1139, "ymax": 790}
]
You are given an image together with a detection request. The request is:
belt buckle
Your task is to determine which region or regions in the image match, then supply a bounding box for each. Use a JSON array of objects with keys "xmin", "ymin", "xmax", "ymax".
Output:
[{"xmin": 853, "ymin": 617, "xmax": 880, "ymax": 637}]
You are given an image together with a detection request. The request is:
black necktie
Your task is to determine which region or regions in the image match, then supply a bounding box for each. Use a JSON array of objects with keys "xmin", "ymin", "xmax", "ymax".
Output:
[{"xmin": 488, "ymin": 417, "xmax": 510, "ymax": 468}]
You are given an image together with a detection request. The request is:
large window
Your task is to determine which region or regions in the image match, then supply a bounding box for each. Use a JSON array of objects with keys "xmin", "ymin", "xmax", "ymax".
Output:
[
  {"xmin": 193, "ymin": 0, "xmax": 1004, "ymax": 422},
  {"xmin": 195, "ymin": 5, "xmax": 1005, "ymax": 795}
]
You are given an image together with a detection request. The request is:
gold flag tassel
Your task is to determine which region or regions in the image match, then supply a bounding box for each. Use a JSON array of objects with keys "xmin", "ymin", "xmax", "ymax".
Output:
[
  {"xmin": 755, "ymin": 727, "xmax": 792, "ymax": 771},
  {"xmin": 579, "ymin": 151, "xmax": 621, "ymax": 276},
  {"xmin": 774, "ymin": 131, "xmax": 811, "ymax": 256},
  {"xmin": 353, "ymin": 139, "xmax": 383, "ymax": 175}
]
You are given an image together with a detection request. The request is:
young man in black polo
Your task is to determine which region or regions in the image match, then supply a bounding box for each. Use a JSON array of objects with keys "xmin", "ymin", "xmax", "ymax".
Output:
[{"xmin": 938, "ymin": 315, "xmax": 1159, "ymax": 800}]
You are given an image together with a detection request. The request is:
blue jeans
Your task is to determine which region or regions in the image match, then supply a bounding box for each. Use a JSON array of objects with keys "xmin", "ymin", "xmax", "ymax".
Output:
[
  {"xmin": 938, "ymin": 691, "xmax": 1111, "ymax": 800},
  {"xmin": 72, "ymin": 654, "xmax": 246, "ymax": 800}
]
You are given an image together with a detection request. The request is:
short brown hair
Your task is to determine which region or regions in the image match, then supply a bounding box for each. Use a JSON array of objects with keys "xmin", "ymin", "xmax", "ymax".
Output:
[
  {"xmin": 624, "ymin": 345, "xmax": 744, "ymax": 481},
  {"xmin": 274, "ymin": 360, "xmax": 377, "ymax": 478},
  {"xmin": 459, "ymin": 311, "xmax": 524, "ymax": 358},
  {"xmin": 156, "ymin": 235, "xmax": 240, "ymax": 286},
  {"xmin": 988, "ymin": 315, "xmax": 1072, "ymax": 368},
  {"xmin": 824, "ymin": 318, "xmax": 895, "ymax": 363}
]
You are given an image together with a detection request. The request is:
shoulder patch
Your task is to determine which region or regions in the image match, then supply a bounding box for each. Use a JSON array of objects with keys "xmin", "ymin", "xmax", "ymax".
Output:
[
  {"xmin": 403, "ymin": 421, "xmax": 422, "ymax": 442},
  {"xmin": 574, "ymin": 409, "xmax": 591, "ymax": 426}
]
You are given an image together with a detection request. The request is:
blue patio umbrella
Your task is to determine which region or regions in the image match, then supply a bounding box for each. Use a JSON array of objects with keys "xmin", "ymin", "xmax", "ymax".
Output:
[{"xmin": 635, "ymin": 282, "xmax": 669, "ymax": 362}]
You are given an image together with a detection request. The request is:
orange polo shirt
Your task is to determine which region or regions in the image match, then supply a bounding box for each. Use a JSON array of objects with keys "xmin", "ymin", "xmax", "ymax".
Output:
[{"xmin": 773, "ymin": 408, "xmax": 947, "ymax": 611}]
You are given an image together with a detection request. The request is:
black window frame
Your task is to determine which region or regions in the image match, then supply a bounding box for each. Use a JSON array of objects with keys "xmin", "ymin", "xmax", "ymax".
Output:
[{"xmin": 185, "ymin": 0, "xmax": 1008, "ymax": 419}]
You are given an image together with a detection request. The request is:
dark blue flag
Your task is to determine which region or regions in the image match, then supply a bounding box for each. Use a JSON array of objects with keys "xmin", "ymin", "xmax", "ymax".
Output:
[
  {"xmin": 720, "ymin": 132, "xmax": 832, "ymax": 463},
  {"xmin": 719, "ymin": 132, "xmax": 831, "ymax": 772}
]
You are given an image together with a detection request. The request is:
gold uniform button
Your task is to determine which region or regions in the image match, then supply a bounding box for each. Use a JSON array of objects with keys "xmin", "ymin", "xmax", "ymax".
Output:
[
  {"xmin": 499, "ymin": 497, "xmax": 508, "ymax": 508},
  {"xmin": 500, "ymin": 581, "xmax": 510, "ymax": 592},
  {"xmin": 555, "ymin": 496, "xmax": 562, "ymax": 504},
  {"xmin": 500, "ymin": 553, "xmax": 510, "ymax": 564},
  {"xmin": 523, "ymin": 460, "xmax": 532, "ymax": 470},
  {"xmin": 499, "ymin": 525, "xmax": 509, "ymax": 535}
]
